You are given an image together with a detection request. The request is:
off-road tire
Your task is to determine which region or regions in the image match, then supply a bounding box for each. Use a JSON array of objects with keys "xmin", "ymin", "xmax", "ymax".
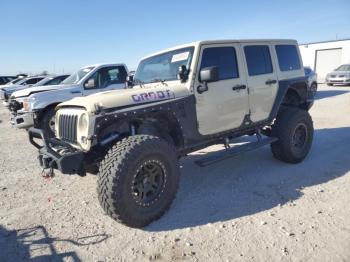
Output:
[
  {"xmin": 40, "ymin": 107, "xmax": 56, "ymax": 138},
  {"xmin": 271, "ymin": 108, "xmax": 313, "ymax": 163},
  {"xmin": 97, "ymin": 135, "xmax": 180, "ymax": 228}
]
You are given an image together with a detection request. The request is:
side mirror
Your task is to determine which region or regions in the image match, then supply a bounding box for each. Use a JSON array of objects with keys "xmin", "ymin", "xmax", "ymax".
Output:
[
  {"xmin": 84, "ymin": 78, "xmax": 95, "ymax": 89},
  {"xmin": 177, "ymin": 65, "xmax": 189, "ymax": 82},
  {"xmin": 126, "ymin": 75, "xmax": 134, "ymax": 88},
  {"xmin": 200, "ymin": 66, "xmax": 219, "ymax": 83},
  {"xmin": 197, "ymin": 66, "xmax": 219, "ymax": 94}
]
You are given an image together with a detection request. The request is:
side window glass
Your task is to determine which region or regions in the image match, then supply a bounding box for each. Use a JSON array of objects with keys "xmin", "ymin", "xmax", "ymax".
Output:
[
  {"xmin": 275, "ymin": 45, "xmax": 301, "ymax": 71},
  {"xmin": 107, "ymin": 68, "xmax": 123, "ymax": 85},
  {"xmin": 25, "ymin": 78, "xmax": 42, "ymax": 85},
  {"xmin": 85, "ymin": 66, "xmax": 127, "ymax": 89},
  {"xmin": 244, "ymin": 45, "xmax": 273, "ymax": 76},
  {"xmin": 200, "ymin": 47, "xmax": 239, "ymax": 80}
]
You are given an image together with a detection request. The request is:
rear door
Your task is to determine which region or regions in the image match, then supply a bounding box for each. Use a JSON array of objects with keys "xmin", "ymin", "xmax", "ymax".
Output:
[
  {"xmin": 242, "ymin": 43, "xmax": 278, "ymax": 122},
  {"xmin": 194, "ymin": 43, "xmax": 249, "ymax": 135}
]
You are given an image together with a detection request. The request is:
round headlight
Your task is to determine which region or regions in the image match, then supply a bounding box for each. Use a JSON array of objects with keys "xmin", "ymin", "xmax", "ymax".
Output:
[{"xmin": 79, "ymin": 113, "xmax": 88, "ymax": 130}]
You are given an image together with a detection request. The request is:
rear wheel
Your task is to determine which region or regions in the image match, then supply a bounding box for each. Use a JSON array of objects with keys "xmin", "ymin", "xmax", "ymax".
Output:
[
  {"xmin": 97, "ymin": 135, "xmax": 180, "ymax": 228},
  {"xmin": 271, "ymin": 108, "xmax": 313, "ymax": 163}
]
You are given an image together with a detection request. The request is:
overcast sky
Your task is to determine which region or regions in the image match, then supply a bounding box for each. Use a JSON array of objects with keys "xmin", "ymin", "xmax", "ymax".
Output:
[{"xmin": 1, "ymin": 0, "xmax": 349, "ymax": 75}]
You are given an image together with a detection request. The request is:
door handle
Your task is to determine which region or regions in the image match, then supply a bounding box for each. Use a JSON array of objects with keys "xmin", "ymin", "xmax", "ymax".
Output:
[
  {"xmin": 265, "ymin": 79, "xmax": 277, "ymax": 85},
  {"xmin": 232, "ymin": 84, "xmax": 246, "ymax": 91}
]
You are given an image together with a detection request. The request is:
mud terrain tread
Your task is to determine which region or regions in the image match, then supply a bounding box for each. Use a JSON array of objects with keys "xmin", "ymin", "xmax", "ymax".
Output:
[
  {"xmin": 97, "ymin": 135, "xmax": 179, "ymax": 228},
  {"xmin": 271, "ymin": 108, "xmax": 313, "ymax": 163}
]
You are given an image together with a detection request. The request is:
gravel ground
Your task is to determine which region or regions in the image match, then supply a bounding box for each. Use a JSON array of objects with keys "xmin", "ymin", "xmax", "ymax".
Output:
[{"xmin": 0, "ymin": 84, "xmax": 349, "ymax": 262}]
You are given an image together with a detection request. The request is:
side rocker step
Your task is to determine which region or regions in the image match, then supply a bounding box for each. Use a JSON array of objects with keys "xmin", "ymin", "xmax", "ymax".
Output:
[{"xmin": 195, "ymin": 136, "xmax": 278, "ymax": 167}]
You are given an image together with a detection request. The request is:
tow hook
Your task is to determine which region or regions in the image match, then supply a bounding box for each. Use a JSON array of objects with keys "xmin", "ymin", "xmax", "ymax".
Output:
[{"xmin": 41, "ymin": 167, "xmax": 55, "ymax": 179}]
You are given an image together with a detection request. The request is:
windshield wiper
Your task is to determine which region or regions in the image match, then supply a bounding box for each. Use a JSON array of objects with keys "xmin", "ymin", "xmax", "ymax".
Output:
[
  {"xmin": 149, "ymin": 78, "xmax": 168, "ymax": 86},
  {"xmin": 133, "ymin": 78, "xmax": 145, "ymax": 88}
]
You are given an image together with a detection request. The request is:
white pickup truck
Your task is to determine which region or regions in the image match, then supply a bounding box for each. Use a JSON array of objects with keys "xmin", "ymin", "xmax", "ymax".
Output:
[{"xmin": 9, "ymin": 63, "xmax": 128, "ymax": 137}]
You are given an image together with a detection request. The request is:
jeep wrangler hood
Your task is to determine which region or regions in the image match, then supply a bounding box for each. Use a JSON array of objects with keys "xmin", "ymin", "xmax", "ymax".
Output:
[
  {"xmin": 57, "ymin": 83, "xmax": 190, "ymax": 113},
  {"xmin": 12, "ymin": 84, "xmax": 79, "ymax": 98}
]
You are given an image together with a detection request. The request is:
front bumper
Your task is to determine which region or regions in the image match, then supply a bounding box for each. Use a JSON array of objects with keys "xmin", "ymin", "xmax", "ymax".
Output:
[
  {"xmin": 0, "ymin": 90, "xmax": 5, "ymax": 100},
  {"xmin": 10, "ymin": 112, "xmax": 35, "ymax": 129},
  {"xmin": 326, "ymin": 78, "xmax": 350, "ymax": 84},
  {"xmin": 28, "ymin": 128, "xmax": 86, "ymax": 176}
]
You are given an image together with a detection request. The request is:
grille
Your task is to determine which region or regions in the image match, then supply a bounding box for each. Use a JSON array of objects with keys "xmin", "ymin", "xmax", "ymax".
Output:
[
  {"xmin": 9, "ymin": 100, "xmax": 22, "ymax": 113},
  {"xmin": 330, "ymin": 75, "xmax": 336, "ymax": 78},
  {"xmin": 58, "ymin": 114, "xmax": 78, "ymax": 144}
]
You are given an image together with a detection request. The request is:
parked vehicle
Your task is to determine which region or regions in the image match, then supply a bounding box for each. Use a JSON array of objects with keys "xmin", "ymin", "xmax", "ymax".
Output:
[
  {"xmin": 30, "ymin": 74, "xmax": 70, "ymax": 88},
  {"xmin": 16, "ymin": 74, "xmax": 28, "ymax": 78},
  {"xmin": 326, "ymin": 64, "xmax": 350, "ymax": 86},
  {"xmin": 0, "ymin": 76, "xmax": 26, "ymax": 87},
  {"xmin": 11, "ymin": 64, "xmax": 128, "ymax": 137},
  {"xmin": 0, "ymin": 76, "xmax": 45, "ymax": 105},
  {"xmin": 29, "ymin": 39, "xmax": 314, "ymax": 228},
  {"xmin": 304, "ymin": 66, "xmax": 317, "ymax": 96},
  {"xmin": 6, "ymin": 75, "xmax": 69, "ymax": 99},
  {"xmin": 0, "ymin": 76, "xmax": 17, "ymax": 85}
]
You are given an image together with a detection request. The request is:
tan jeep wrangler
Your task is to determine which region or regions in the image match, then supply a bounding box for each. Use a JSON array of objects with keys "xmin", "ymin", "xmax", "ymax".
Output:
[{"xmin": 29, "ymin": 39, "xmax": 314, "ymax": 228}]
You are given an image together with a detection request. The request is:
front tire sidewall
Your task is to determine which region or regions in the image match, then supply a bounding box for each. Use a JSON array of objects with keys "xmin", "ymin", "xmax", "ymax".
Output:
[
  {"xmin": 98, "ymin": 135, "xmax": 180, "ymax": 228},
  {"xmin": 118, "ymin": 151, "xmax": 177, "ymax": 220}
]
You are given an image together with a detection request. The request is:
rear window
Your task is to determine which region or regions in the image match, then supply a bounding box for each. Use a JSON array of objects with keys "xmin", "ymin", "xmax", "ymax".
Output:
[
  {"xmin": 244, "ymin": 45, "xmax": 273, "ymax": 76},
  {"xmin": 275, "ymin": 45, "xmax": 301, "ymax": 71}
]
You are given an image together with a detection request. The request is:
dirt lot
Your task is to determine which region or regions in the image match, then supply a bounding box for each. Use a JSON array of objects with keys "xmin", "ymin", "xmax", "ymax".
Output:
[{"xmin": 0, "ymin": 84, "xmax": 349, "ymax": 261}]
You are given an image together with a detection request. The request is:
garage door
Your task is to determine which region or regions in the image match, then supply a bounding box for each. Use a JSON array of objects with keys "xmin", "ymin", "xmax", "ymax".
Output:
[{"xmin": 315, "ymin": 48, "xmax": 342, "ymax": 82}]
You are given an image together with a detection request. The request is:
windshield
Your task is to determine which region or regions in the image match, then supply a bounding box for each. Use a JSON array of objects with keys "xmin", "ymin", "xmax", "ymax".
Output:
[
  {"xmin": 335, "ymin": 64, "xmax": 350, "ymax": 71},
  {"xmin": 32, "ymin": 77, "xmax": 52, "ymax": 87},
  {"xmin": 9, "ymin": 78, "xmax": 23, "ymax": 84},
  {"xmin": 134, "ymin": 47, "xmax": 194, "ymax": 84},
  {"xmin": 61, "ymin": 67, "xmax": 94, "ymax": 85},
  {"xmin": 15, "ymin": 78, "xmax": 29, "ymax": 85}
]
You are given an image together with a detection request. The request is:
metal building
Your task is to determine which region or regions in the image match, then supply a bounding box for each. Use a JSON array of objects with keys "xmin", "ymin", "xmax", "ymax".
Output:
[{"xmin": 299, "ymin": 39, "xmax": 350, "ymax": 82}]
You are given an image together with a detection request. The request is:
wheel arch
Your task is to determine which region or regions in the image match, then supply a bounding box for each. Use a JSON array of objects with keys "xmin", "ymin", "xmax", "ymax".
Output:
[
  {"xmin": 35, "ymin": 103, "xmax": 60, "ymax": 127},
  {"xmin": 95, "ymin": 111, "xmax": 185, "ymax": 149},
  {"xmin": 269, "ymin": 77, "xmax": 310, "ymax": 120}
]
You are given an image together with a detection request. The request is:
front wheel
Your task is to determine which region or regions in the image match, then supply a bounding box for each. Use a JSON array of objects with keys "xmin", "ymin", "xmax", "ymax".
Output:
[
  {"xmin": 271, "ymin": 108, "xmax": 313, "ymax": 163},
  {"xmin": 40, "ymin": 107, "xmax": 56, "ymax": 138},
  {"xmin": 97, "ymin": 135, "xmax": 180, "ymax": 228}
]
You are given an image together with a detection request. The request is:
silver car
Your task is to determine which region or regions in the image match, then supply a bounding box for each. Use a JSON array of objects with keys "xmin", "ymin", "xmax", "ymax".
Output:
[
  {"xmin": 304, "ymin": 66, "xmax": 317, "ymax": 96},
  {"xmin": 326, "ymin": 64, "xmax": 350, "ymax": 86}
]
